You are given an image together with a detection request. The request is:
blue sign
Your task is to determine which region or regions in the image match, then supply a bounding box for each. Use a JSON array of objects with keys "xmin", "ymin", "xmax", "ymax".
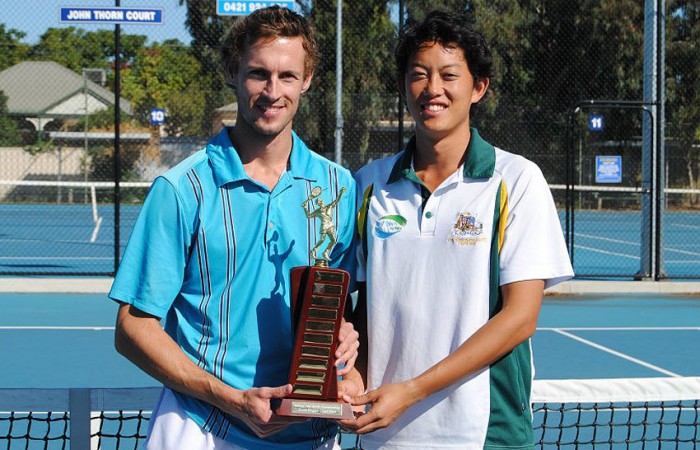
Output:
[
  {"xmin": 217, "ymin": 1, "xmax": 296, "ymax": 16},
  {"xmin": 149, "ymin": 108, "xmax": 166, "ymax": 125},
  {"xmin": 589, "ymin": 114, "xmax": 604, "ymax": 132},
  {"xmin": 595, "ymin": 155, "xmax": 622, "ymax": 183},
  {"xmin": 60, "ymin": 7, "xmax": 163, "ymax": 24}
]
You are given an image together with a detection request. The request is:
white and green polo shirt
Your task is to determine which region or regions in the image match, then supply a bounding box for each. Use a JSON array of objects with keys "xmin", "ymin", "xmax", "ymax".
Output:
[
  {"xmin": 110, "ymin": 128, "xmax": 356, "ymax": 449},
  {"xmin": 355, "ymin": 128, "xmax": 573, "ymax": 449}
]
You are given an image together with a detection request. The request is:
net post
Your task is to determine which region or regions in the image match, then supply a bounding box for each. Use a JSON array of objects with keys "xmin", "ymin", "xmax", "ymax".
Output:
[{"xmin": 69, "ymin": 388, "xmax": 91, "ymax": 450}]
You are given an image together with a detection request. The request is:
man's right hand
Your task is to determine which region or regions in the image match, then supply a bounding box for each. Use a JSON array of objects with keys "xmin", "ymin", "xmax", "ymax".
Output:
[
  {"xmin": 220, "ymin": 384, "xmax": 307, "ymax": 439},
  {"xmin": 114, "ymin": 303, "xmax": 305, "ymax": 439}
]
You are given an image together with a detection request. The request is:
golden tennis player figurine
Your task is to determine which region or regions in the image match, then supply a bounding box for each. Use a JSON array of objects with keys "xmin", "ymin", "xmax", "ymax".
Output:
[
  {"xmin": 275, "ymin": 186, "xmax": 353, "ymax": 419},
  {"xmin": 303, "ymin": 186, "xmax": 346, "ymax": 264}
]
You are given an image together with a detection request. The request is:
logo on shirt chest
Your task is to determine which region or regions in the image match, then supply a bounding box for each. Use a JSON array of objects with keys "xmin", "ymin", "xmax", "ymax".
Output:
[
  {"xmin": 373, "ymin": 215, "xmax": 407, "ymax": 239},
  {"xmin": 448, "ymin": 212, "xmax": 486, "ymax": 246}
]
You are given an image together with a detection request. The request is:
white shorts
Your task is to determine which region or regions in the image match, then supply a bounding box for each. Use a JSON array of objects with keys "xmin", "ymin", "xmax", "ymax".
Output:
[{"xmin": 144, "ymin": 388, "xmax": 341, "ymax": 450}]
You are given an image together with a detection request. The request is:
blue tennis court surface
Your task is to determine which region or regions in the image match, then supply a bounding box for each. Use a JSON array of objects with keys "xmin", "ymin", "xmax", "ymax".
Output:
[
  {"xmin": 570, "ymin": 210, "xmax": 700, "ymax": 278},
  {"xmin": 1, "ymin": 292, "xmax": 698, "ymax": 387},
  {"xmin": 2, "ymin": 205, "xmax": 700, "ymax": 277}
]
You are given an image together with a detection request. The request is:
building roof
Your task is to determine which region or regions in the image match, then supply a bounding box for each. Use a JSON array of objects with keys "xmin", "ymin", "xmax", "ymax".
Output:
[{"xmin": 0, "ymin": 61, "xmax": 132, "ymax": 118}]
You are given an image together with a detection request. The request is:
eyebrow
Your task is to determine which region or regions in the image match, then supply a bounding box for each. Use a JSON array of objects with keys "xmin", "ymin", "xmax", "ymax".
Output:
[{"xmin": 409, "ymin": 62, "xmax": 463, "ymax": 71}]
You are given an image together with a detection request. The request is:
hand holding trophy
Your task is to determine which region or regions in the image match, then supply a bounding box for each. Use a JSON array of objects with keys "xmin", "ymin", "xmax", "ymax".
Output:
[{"xmin": 276, "ymin": 186, "xmax": 353, "ymax": 419}]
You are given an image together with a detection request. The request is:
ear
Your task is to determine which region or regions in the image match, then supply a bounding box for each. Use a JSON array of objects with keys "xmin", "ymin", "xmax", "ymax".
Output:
[
  {"xmin": 301, "ymin": 70, "xmax": 315, "ymax": 94},
  {"xmin": 471, "ymin": 77, "xmax": 490, "ymax": 104}
]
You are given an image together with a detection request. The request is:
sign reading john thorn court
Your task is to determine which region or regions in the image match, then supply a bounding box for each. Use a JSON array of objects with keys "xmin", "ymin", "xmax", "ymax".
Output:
[{"xmin": 60, "ymin": 7, "xmax": 163, "ymax": 24}]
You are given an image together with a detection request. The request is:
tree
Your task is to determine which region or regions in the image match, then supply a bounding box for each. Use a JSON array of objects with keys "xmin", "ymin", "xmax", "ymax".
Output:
[
  {"xmin": 0, "ymin": 24, "xmax": 31, "ymax": 72},
  {"xmin": 178, "ymin": 0, "xmax": 233, "ymax": 135},
  {"xmin": 31, "ymin": 28, "xmax": 147, "ymax": 73},
  {"xmin": 0, "ymin": 91, "xmax": 20, "ymax": 146},
  {"xmin": 666, "ymin": 0, "xmax": 700, "ymax": 203},
  {"xmin": 121, "ymin": 39, "xmax": 207, "ymax": 136},
  {"xmin": 296, "ymin": 0, "xmax": 395, "ymax": 167}
]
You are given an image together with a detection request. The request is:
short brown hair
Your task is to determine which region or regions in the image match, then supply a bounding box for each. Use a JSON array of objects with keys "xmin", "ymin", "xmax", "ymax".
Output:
[{"xmin": 221, "ymin": 6, "xmax": 320, "ymax": 88}]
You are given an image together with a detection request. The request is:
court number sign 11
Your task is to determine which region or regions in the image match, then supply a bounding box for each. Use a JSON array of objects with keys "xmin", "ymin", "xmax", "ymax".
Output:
[
  {"xmin": 150, "ymin": 108, "xmax": 166, "ymax": 125},
  {"xmin": 589, "ymin": 114, "xmax": 604, "ymax": 132}
]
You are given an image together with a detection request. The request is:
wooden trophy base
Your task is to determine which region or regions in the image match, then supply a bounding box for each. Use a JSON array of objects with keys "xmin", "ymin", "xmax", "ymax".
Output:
[
  {"xmin": 276, "ymin": 398, "xmax": 354, "ymax": 419},
  {"xmin": 275, "ymin": 264, "xmax": 352, "ymax": 420}
]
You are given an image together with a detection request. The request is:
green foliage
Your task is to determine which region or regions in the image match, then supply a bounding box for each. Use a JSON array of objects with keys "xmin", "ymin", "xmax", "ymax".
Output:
[
  {"xmin": 666, "ymin": 0, "xmax": 700, "ymax": 191},
  {"xmin": 0, "ymin": 24, "xmax": 31, "ymax": 72},
  {"xmin": 121, "ymin": 40, "xmax": 207, "ymax": 136},
  {"xmin": 0, "ymin": 91, "xmax": 20, "ymax": 146},
  {"xmin": 179, "ymin": 0, "xmax": 231, "ymax": 134},
  {"xmin": 30, "ymin": 28, "xmax": 147, "ymax": 74},
  {"xmin": 23, "ymin": 135, "xmax": 57, "ymax": 156},
  {"xmin": 294, "ymin": 0, "xmax": 396, "ymax": 164}
]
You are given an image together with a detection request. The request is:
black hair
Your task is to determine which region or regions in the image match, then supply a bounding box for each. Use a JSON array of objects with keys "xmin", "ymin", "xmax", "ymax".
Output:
[{"xmin": 395, "ymin": 10, "xmax": 493, "ymax": 82}]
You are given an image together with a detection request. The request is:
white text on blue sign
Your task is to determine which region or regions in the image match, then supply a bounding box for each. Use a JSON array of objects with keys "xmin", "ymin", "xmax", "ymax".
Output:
[
  {"xmin": 150, "ymin": 109, "xmax": 166, "ymax": 125},
  {"xmin": 60, "ymin": 8, "xmax": 163, "ymax": 24},
  {"xmin": 595, "ymin": 155, "xmax": 622, "ymax": 183},
  {"xmin": 217, "ymin": 1, "xmax": 296, "ymax": 16},
  {"xmin": 589, "ymin": 115, "xmax": 604, "ymax": 132}
]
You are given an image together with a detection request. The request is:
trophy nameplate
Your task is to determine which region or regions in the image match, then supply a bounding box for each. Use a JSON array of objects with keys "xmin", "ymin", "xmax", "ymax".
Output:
[{"xmin": 275, "ymin": 186, "xmax": 353, "ymax": 420}]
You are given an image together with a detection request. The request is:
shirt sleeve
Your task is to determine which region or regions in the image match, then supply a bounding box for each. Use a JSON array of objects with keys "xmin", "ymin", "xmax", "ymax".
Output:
[
  {"xmin": 353, "ymin": 171, "xmax": 372, "ymax": 284},
  {"xmin": 329, "ymin": 175, "xmax": 358, "ymax": 291},
  {"xmin": 108, "ymin": 176, "xmax": 192, "ymax": 318},
  {"xmin": 498, "ymin": 163, "xmax": 574, "ymax": 289}
]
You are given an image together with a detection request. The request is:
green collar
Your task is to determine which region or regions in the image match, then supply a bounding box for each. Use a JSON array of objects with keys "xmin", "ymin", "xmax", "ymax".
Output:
[{"xmin": 387, "ymin": 128, "xmax": 496, "ymax": 184}]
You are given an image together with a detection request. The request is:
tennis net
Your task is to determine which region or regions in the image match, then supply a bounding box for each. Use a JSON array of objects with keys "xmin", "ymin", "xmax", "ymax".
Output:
[{"xmin": 1, "ymin": 377, "xmax": 698, "ymax": 449}]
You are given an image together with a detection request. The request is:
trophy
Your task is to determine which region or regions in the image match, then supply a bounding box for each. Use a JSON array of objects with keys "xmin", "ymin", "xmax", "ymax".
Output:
[{"xmin": 275, "ymin": 186, "xmax": 354, "ymax": 419}]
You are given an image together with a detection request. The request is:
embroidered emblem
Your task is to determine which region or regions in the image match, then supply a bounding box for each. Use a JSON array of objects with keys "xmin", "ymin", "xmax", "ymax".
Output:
[
  {"xmin": 374, "ymin": 215, "xmax": 407, "ymax": 239},
  {"xmin": 449, "ymin": 212, "xmax": 486, "ymax": 246}
]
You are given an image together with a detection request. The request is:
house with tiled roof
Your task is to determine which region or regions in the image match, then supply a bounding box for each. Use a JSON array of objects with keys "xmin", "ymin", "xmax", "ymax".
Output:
[{"xmin": 0, "ymin": 61, "xmax": 132, "ymax": 132}]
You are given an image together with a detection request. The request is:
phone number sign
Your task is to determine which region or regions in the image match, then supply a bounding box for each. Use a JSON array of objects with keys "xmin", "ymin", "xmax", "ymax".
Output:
[{"xmin": 217, "ymin": 1, "xmax": 296, "ymax": 16}]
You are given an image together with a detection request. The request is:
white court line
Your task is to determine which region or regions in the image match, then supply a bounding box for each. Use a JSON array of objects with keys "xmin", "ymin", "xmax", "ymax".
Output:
[
  {"xmin": 671, "ymin": 222, "xmax": 700, "ymax": 231},
  {"xmin": 550, "ymin": 328, "xmax": 681, "ymax": 377},
  {"xmin": 0, "ymin": 326, "xmax": 114, "ymax": 330},
  {"xmin": 575, "ymin": 232, "xmax": 700, "ymax": 258},
  {"xmin": 664, "ymin": 246, "xmax": 700, "ymax": 257},
  {"xmin": 573, "ymin": 244, "xmax": 640, "ymax": 260},
  {"xmin": 577, "ymin": 233, "xmax": 641, "ymax": 247}
]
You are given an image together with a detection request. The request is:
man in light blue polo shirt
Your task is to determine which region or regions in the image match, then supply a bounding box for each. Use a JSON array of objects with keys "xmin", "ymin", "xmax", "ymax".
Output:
[{"xmin": 109, "ymin": 7, "xmax": 360, "ymax": 450}]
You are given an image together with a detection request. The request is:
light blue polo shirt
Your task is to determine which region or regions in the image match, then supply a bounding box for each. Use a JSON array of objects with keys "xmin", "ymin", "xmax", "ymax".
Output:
[{"xmin": 109, "ymin": 128, "xmax": 356, "ymax": 449}]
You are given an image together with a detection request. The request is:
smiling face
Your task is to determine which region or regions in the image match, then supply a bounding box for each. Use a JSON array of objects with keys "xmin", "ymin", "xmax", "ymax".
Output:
[
  {"xmin": 232, "ymin": 36, "xmax": 313, "ymax": 139},
  {"xmin": 403, "ymin": 41, "xmax": 488, "ymax": 142}
]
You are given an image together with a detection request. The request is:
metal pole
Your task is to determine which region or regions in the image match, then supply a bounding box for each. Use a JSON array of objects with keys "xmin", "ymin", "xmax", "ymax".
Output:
[
  {"xmin": 640, "ymin": 0, "xmax": 658, "ymax": 280},
  {"xmin": 83, "ymin": 70, "xmax": 89, "ymax": 204},
  {"xmin": 655, "ymin": 0, "xmax": 666, "ymax": 279},
  {"xmin": 397, "ymin": 0, "xmax": 405, "ymax": 152},
  {"xmin": 334, "ymin": 0, "xmax": 343, "ymax": 165},
  {"xmin": 114, "ymin": 0, "xmax": 121, "ymax": 274}
]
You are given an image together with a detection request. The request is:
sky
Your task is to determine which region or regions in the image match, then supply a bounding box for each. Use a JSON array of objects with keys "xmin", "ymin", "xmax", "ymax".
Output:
[{"xmin": 2, "ymin": 0, "xmax": 192, "ymax": 45}]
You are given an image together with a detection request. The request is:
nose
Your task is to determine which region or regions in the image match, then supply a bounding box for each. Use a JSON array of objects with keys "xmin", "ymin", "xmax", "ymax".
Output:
[
  {"xmin": 263, "ymin": 76, "xmax": 280, "ymax": 99},
  {"xmin": 424, "ymin": 74, "xmax": 443, "ymax": 96}
]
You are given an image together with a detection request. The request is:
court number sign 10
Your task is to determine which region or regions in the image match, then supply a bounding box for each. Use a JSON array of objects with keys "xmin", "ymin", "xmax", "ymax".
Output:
[
  {"xmin": 589, "ymin": 115, "xmax": 604, "ymax": 132},
  {"xmin": 150, "ymin": 108, "xmax": 166, "ymax": 125}
]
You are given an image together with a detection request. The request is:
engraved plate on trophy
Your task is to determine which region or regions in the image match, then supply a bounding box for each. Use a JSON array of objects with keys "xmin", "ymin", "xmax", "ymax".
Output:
[{"xmin": 275, "ymin": 186, "xmax": 353, "ymax": 419}]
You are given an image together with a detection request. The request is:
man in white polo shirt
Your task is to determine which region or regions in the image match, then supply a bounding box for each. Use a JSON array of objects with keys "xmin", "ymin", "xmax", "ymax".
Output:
[{"xmin": 340, "ymin": 10, "xmax": 574, "ymax": 449}]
